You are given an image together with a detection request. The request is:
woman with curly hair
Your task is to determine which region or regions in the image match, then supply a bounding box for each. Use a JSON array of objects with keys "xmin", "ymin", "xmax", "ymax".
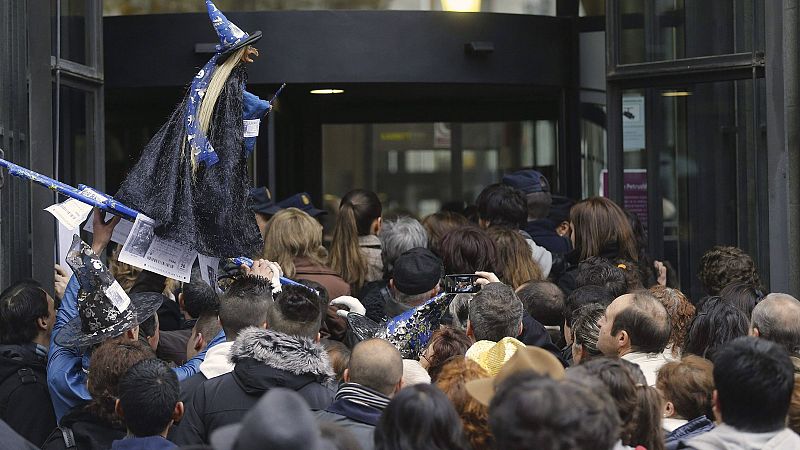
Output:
[
  {"xmin": 435, "ymin": 358, "xmax": 493, "ymax": 450},
  {"xmin": 698, "ymin": 246, "xmax": 762, "ymax": 296},
  {"xmin": 650, "ymin": 286, "xmax": 696, "ymax": 358}
]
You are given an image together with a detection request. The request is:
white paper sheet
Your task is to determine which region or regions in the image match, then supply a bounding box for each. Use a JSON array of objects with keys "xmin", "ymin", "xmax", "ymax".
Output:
[
  {"xmin": 57, "ymin": 223, "xmax": 77, "ymax": 278},
  {"xmin": 45, "ymin": 198, "xmax": 93, "ymax": 230},
  {"xmin": 118, "ymin": 215, "xmax": 196, "ymax": 282},
  {"xmin": 83, "ymin": 211, "xmax": 135, "ymax": 246}
]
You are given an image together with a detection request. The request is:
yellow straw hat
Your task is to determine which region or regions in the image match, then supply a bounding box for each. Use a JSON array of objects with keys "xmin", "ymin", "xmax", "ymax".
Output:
[
  {"xmin": 465, "ymin": 337, "xmax": 528, "ymax": 376},
  {"xmin": 465, "ymin": 345, "xmax": 566, "ymax": 406}
]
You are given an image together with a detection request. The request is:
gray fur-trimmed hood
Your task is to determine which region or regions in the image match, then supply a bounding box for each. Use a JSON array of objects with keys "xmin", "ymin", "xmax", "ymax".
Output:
[{"xmin": 230, "ymin": 327, "xmax": 335, "ymax": 382}]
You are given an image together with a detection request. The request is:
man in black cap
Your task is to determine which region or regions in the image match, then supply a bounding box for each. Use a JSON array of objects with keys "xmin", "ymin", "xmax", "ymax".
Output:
[
  {"xmin": 502, "ymin": 169, "xmax": 571, "ymax": 255},
  {"xmin": 377, "ymin": 248, "xmax": 443, "ymax": 322},
  {"xmin": 249, "ymin": 187, "xmax": 281, "ymax": 237}
]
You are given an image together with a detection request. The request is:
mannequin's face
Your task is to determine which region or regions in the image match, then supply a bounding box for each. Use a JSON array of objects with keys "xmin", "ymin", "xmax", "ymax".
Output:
[{"xmin": 241, "ymin": 46, "xmax": 259, "ymax": 64}]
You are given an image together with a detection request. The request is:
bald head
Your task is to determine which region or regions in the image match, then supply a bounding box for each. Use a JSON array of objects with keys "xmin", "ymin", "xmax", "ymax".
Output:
[
  {"xmin": 751, "ymin": 293, "xmax": 800, "ymax": 356},
  {"xmin": 347, "ymin": 338, "xmax": 404, "ymax": 396},
  {"xmin": 605, "ymin": 292, "xmax": 671, "ymax": 354}
]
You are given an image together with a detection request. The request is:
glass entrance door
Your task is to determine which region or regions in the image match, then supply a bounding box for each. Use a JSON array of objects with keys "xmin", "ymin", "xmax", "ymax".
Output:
[{"xmin": 321, "ymin": 120, "xmax": 558, "ymax": 218}]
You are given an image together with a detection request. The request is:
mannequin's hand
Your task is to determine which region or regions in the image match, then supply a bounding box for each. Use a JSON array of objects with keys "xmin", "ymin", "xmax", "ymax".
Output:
[{"xmin": 241, "ymin": 46, "xmax": 259, "ymax": 63}]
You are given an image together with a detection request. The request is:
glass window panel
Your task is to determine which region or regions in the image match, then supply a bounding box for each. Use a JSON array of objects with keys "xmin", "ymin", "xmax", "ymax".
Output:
[
  {"xmin": 619, "ymin": 0, "xmax": 761, "ymax": 64},
  {"xmin": 581, "ymin": 103, "xmax": 607, "ymax": 198},
  {"xmin": 55, "ymin": 85, "xmax": 94, "ymax": 187},
  {"xmin": 52, "ymin": 0, "xmax": 90, "ymax": 64},
  {"xmin": 580, "ymin": 0, "xmax": 605, "ymax": 17},
  {"xmin": 322, "ymin": 120, "xmax": 556, "ymax": 219},
  {"xmin": 612, "ymin": 80, "xmax": 767, "ymax": 298}
]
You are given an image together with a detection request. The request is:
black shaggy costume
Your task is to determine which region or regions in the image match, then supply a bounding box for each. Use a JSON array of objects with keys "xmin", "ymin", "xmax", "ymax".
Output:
[{"xmin": 115, "ymin": 66, "xmax": 262, "ymax": 258}]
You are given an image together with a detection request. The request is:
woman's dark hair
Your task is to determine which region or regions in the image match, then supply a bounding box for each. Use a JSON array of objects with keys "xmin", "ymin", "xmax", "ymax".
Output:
[
  {"xmin": 329, "ymin": 189, "xmax": 382, "ymax": 290},
  {"xmin": 719, "ymin": 281, "xmax": 764, "ymax": 319},
  {"xmin": 421, "ymin": 211, "xmax": 469, "ymax": 258},
  {"xmin": 439, "ymin": 226, "xmax": 499, "ymax": 275},
  {"xmin": 374, "ymin": 384, "xmax": 470, "ymax": 450},
  {"xmin": 567, "ymin": 357, "xmax": 664, "ymax": 450},
  {"xmin": 683, "ymin": 296, "xmax": 749, "ymax": 361},
  {"xmin": 569, "ymin": 197, "xmax": 638, "ymax": 263},
  {"xmin": 423, "ymin": 327, "xmax": 473, "ymax": 382},
  {"xmin": 475, "ymin": 183, "xmax": 527, "ymax": 229},
  {"xmin": 491, "ymin": 371, "xmax": 620, "ymax": 450},
  {"xmin": 624, "ymin": 209, "xmax": 658, "ymax": 287},
  {"xmin": 86, "ymin": 340, "xmax": 155, "ymax": 427},
  {"xmin": 0, "ymin": 280, "xmax": 49, "ymax": 345}
]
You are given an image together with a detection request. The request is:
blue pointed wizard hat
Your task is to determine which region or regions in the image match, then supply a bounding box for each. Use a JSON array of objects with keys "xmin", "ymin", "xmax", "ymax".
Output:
[
  {"xmin": 185, "ymin": 1, "xmax": 264, "ymax": 166},
  {"xmin": 381, "ymin": 293, "xmax": 453, "ymax": 359},
  {"xmin": 206, "ymin": 0, "xmax": 262, "ymax": 62}
]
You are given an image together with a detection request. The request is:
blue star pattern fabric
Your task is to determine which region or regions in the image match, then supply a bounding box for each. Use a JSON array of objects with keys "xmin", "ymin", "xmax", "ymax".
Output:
[
  {"xmin": 206, "ymin": 0, "xmax": 250, "ymax": 52},
  {"xmin": 243, "ymin": 90, "xmax": 270, "ymax": 155},
  {"xmin": 184, "ymin": 0, "xmax": 257, "ymax": 167},
  {"xmin": 186, "ymin": 54, "xmax": 221, "ymax": 166},
  {"xmin": 382, "ymin": 293, "xmax": 453, "ymax": 359}
]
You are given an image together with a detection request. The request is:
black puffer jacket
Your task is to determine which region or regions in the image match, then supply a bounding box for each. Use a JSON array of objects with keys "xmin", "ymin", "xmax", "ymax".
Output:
[
  {"xmin": 0, "ymin": 344, "xmax": 56, "ymax": 447},
  {"xmin": 174, "ymin": 327, "xmax": 336, "ymax": 445}
]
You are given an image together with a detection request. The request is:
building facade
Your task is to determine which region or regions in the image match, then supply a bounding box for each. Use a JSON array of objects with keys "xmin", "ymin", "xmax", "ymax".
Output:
[{"xmin": 1, "ymin": 0, "xmax": 797, "ymax": 298}]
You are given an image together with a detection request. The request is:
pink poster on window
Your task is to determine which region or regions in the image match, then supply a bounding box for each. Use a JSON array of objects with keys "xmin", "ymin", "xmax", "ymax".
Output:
[{"xmin": 601, "ymin": 169, "xmax": 648, "ymax": 230}]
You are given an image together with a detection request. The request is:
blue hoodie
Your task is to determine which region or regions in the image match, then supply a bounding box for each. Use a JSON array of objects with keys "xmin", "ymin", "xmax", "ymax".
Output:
[{"xmin": 47, "ymin": 276, "xmax": 226, "ymax": 423}]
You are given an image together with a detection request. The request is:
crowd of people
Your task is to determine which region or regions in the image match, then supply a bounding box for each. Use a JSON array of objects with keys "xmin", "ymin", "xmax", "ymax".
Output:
[{"xmin": 1, "ymin": 168, "xmax": 799, "ymax": 450}]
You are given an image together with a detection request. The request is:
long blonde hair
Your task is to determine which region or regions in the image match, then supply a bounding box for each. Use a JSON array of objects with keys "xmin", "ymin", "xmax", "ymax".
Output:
[
  {"xmin": 487, "ymin": 227, "xmax": 543, "ymax": 289},
  {"xmin": 263, "ymin": 208, "xmax": 328, "ymax": 278},
  {"xmin": 191, "ymin": 47, "xmax": 247, "ymax": 169},
  {"xmin": 328, "ymin": 189, "xmax": 382, "ymax": 291}
]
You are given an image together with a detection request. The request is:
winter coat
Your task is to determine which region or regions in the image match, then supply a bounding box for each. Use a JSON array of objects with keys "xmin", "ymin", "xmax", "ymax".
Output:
[
  {"xmin": 358, "ymin": 235, "xmax": 384, "ymax": 284},
  {"xmin": 314, "ymin": 383, "xmax": 388, "ymax": 450},
  {"xmin": 174, "ymin": 327, "xmax": 336, "ymax": 445},
  {"xmin": 666, "ymin": 416, "xmax": 714, "ymax": 450},
  {"xmin": 111, "ymin": 436, "xmax": 177, "ymax": 449},
  {"xmin": 519, "ymin": 314, "xmax": 568, "ymax": 367},
  {"xmin": 523, "ymin": 219, "xmax": 572, "ymax": 255},
  {"xmin": 41, "ymin": 406, "xmax": 125, "ymax": 450},
  {"xmin": 179, "ymin": 341, "xmax": 235, "ymax": 405},
  {"xmin": 680, "ymin": 424, "xmax": 800, "ymax": 450},
  {"xmin": 0, "ymin": 344, "xmax": 56, "ymax": 446},
  {"xmin": 293, "ymin": 256, "xmax": 351, "ymax": 300},
  {"xmin": 315, "ymin": 400, "xmax": 381, "ymax": 450},
  {"xmin": 519, "ymin": 230, "xmax": 553, "ymax": 278}
]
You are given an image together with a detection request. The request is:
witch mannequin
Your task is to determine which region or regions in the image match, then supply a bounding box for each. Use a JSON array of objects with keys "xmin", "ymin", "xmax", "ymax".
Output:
[{"xmin": 115, "ymin": 0, "xmax": 273, "ymax": 259}]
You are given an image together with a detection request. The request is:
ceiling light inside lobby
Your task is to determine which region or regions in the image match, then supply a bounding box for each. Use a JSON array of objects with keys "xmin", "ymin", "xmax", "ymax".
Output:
[
  {"xmin": 442, "ymin": 0, "xmax": 481, "ymax": 12},
  {"xmin": 310, "ymin": 89, "xmax": 345, "ymax": 94}
]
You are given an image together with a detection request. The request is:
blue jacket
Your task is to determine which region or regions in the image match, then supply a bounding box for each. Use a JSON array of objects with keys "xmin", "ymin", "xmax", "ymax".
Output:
[
  {"xmin": 668, "ymin": 415, "xmax": 715, "ymax": 450},
  {"xmin": 47, "ymin": 276, "xmax": 225, "ymax": 423},
  {"xmin": 111, "ymin": 435, "xmax": 177, "ymax": 449},
  {"xmin": 522, "ymin": 219, "xmax": 572, "ymax": 255}
]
